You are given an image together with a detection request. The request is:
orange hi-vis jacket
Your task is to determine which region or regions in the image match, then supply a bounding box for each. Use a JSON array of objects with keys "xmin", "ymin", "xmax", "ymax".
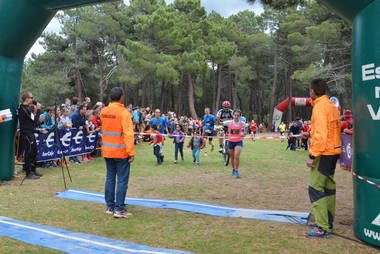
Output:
[
  {"xmin": 309, "ymin": 95, "xmax": 342, "ymax": 157},
  {"xmin": 0, "ymin": 116, "xmax": 3, "ymax": 123},
  {"xmin": 100, "ymin": 102, "xmax": 135, "ymax": 159}
]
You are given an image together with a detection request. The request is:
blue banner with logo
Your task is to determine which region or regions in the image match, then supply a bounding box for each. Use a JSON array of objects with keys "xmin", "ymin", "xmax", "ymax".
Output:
[
  {"xmin": 340, "ymin": 134, "xmax": 352, "ymax": 169},
  {"xmin": 36, "ymin": 129, "xmax": 99, "ymax": 162}
]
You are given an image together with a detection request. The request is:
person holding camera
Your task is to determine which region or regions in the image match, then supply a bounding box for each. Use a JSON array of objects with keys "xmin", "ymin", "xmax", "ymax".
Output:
[{"xmin": 18, "ymin": 92, "xmax": 47, "ymax": 179}]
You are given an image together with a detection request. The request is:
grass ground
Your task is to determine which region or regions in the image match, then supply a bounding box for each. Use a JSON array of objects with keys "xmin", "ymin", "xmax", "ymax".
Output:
[{"xmin": 0, "ymin": 135, "xmax": 377, "ymax": 253}]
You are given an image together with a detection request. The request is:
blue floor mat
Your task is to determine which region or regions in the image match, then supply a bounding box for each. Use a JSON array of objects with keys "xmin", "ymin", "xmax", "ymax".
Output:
[
  {"xmin": 56, "ymin": 189, "xmax": 310, "ymax": 225},
  {"xmin": 0, "ymin": 216, "xmax": 193, "ymax": 254}
]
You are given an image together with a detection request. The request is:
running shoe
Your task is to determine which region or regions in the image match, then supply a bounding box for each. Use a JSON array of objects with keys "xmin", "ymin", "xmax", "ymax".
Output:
[
  {"xmin": 309, "ymin": 222, "xmax": 333, "ymax": 231},
  {"xmin": 232, "ymin": 169, "xmax": 236, "ymax": 176},
  {"xmin": 174, "ymin": 160, "xmax": 177, "ymax": 164},
  {"xmin": 106, "ymin": 208, "xmax": 114, "ymax": 215},
  {"xmin": 113, "ymin": 210, "xmax": 133, "ymax": 218},
  {"xmin": 235, "ymin": 171, "xmax": 240, "ymax": 178},
  {"xmin": 306, "ymin": 227, "xmax": 331, "ymax": 238}
]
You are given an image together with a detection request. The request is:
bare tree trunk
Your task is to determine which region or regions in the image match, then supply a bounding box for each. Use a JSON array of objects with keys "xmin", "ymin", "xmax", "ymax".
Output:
[
  {"xmin": 232, "ymin": 72, "xmax": 238, "ymax": 109},
  {"xmin": 152, "ymin": 81, "xmax": 156, "ymax": 109},
  {"xmin": 73, "ymin": 38, "xmax": 82, "ymax": 102},
  {"xmin": 177, "ymin": 73, "xmax": 184, "ymax": 115},
  {"xmin": 211, "ymin": 62, "xmax": 217, "ymax": 114},
  {"xmin": 285, "ymin": 63, "xmax": 293, "ymax": 121},
  {"xmin": 249, "ymin": 81, "xmax": 255, "ymax": 120},
  {"xmin": 229, "ymin": 67, "xmax": 233, "ymax": 104},
  {"xmin": 268, "ymin": 38, "xmax": 279, "ymax": 131},
  {"xmin": 98, "ymin": 54, "xmax": 104, "ymax": 102},
  {"xmin": 215, "ymin": 64, "xmax": 223, "ymax": 113},
  {"xmin": 142, "ymin": 82, "xmax": 146, "ymax": 107},
  {"xmin": 122, "ymin": 83, "xmax": 128, "ymax": 106},
  {"xmin": 187, "ymin": 73, "xmax": 198, "ymax": 119}
]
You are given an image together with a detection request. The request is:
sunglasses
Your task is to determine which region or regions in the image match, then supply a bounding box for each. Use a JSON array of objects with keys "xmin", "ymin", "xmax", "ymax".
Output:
[{"xmin": 28, "ymin": 96, "xmax": 34, "ymax": 99}]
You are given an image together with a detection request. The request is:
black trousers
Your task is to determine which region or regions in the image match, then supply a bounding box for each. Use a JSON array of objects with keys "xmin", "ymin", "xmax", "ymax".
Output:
[{"xmin": 21, "ymin": 133, "xmax": 37, "ymax": 175}]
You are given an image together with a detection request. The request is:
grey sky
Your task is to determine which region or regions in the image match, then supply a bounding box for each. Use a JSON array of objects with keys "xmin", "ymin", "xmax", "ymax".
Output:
[{"xmin": 27, "ymin": 0, "xmax": 263, "ymax": 58}]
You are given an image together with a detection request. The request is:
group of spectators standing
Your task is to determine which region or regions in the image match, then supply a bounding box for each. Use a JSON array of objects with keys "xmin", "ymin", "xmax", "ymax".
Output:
[{"xmin": 17, "ymin": 93, "xmax": 105, "ymax": 179}]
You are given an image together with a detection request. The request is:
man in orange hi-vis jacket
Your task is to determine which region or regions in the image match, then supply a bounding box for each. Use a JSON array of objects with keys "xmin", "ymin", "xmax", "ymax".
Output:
[
  {"xmin": 100, "ymin": 87, "xmax": 135, "ymax": 219},
  {"xmin": 305, "ymin": 79, "xmax": 342, "ymax": 238}
]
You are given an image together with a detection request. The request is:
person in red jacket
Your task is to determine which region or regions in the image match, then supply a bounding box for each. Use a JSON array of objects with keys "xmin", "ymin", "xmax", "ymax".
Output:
[
  {"xmin": 150, "ymin": 124, "xmax": 164, "ymax": 165},
  {"xmin": 301, "ymin": 121, "xmax": 311, "ymax": 150},
  {"xmin": 341, "ymin": 110, "xmax": 353, "ymax": 135}
]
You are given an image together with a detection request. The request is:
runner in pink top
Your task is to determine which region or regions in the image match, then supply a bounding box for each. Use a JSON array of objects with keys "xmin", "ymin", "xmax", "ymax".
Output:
[{"xmin": 221, "ymin": 110, "xmax": 246, "ymax": 178}]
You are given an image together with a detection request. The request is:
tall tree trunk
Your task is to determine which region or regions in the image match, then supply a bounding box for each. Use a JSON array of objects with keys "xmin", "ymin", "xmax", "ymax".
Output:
[
  {"xmin": 232, "ymin": 72, "xmax": 238, "ymax": 109},
  {"xmin": 285, "ymin": 63, "xmax": 293, "ymax": 121},
  {"xmin": 73, "ymin": 38, "xmax": 82, "ymax": 102},
  {"xmin": 187, "ymin": 73, "xmax": 198, "ymax": 119},
  {"xmin": 122, "ymin": 83, "xmax": 128, "ymax": 106},
  {"xmin": 170, "ymin": 84, "xmax": 175, "ymax": 111},
  {"xmin": 152, "ymin": 81, "xmax": 156, "ymax": 109},
  {"xmin": 211, "ymin": 62, "xmax": 217, "ymax": 114},
  {"xmin": 268, "ymin": 38, "xmax": 279, "ymax": 131},
  {"xmin": 229, "ymin": 67, "xmax": 233, "ymax": 103},
  {"xmin": 215, "ymin": 64, "xmax": 223, "ymax": 113},
  {"xmin": 177, "ymin": 73, "xmax": 184, "ymax": 115},
  {"xmin": 98, "ymin": 54, "xmax": 104, "ymax": 102},
  {"xmin": 249, "ymin": 81, "xmax": 255, "ymax": 121},
  {"xmin": 142, "ymin": 82, "xmax": 147, "ymax": 107}
]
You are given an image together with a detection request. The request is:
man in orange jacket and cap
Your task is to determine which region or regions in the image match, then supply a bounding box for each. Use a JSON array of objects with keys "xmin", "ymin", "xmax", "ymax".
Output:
[
  {"xmin": 305, "ymin": 79, "xmax": 342, "ymax": 238},
  {"xmin": 100, "ymin": 87, "xmax": 135, "ymax": 219}
]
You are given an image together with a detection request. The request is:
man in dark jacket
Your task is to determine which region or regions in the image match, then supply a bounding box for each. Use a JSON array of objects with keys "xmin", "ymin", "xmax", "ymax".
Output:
[
  {"xmin": 18, "ymin": 92, "xmax": 47, "ymax": 179},
  {"xmin": 69, "ymin": 104, "xmax": 87, "ymax": 164}
]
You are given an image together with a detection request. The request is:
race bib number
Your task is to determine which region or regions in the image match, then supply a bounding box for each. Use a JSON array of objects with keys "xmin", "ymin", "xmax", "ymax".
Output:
[{"xmin": 230, "ymin": 129, "xmax": 240, "ymax": 135}]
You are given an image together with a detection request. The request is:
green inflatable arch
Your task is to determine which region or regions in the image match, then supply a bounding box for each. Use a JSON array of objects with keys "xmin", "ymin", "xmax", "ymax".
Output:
[{"xmin": 0, "ymin": 0, "xmax": 378, "ymax": 248}]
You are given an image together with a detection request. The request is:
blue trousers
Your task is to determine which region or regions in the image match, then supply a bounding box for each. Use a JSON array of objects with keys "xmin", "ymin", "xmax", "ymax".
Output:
[
  {"xmin": 175, "ymin": 143, "xmax": 184, "ymax": 161},
  {"xmin": 104, "ymin": 158, "xmax": 131, "ymax": 212},
  {"xmin": 192, "ymin": 148, "xmax": 200, "ymax": 163}
]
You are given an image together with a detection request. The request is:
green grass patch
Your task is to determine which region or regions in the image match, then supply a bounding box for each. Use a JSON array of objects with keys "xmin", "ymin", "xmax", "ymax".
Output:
[{"xmin": 0, "ymin": 139, "xmax": 376, "ymax": 253}]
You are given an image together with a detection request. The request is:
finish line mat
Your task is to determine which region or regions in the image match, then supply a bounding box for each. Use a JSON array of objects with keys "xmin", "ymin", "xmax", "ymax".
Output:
[
  {"xmin": 0, "ymin": 216, "xmax": 193, "ymax": 254},
  {"xmin": 57, "ymin": 189, "xmax": 310, "ymax": 225}
]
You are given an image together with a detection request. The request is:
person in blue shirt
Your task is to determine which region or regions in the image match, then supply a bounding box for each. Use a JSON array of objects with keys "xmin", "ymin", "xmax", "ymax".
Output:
[
  {"xmin": 202, "ymin": 107, "xmax": 216, "ymax": 152},
  {"xmin": 150, "ymin": 109, "xmax": 168, "ymax": 134},
  {"xmin": 39, "ymin": 107, "xmax": 54, "ymax": 130}
]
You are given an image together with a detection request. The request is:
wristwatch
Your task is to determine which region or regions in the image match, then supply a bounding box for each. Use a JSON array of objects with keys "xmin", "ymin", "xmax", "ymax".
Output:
[{"xmin": 309, "ymin": 154, "xmax": 315, "ymax": 160}]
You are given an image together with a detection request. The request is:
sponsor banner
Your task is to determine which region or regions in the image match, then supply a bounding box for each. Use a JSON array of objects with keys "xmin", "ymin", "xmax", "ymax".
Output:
[
  {"xmin": 272, "ymin": 108, "xmax": 283, "ymax": 131},
  {"xmin": 36, "ymin": 129, "xmax": 98, "ymax": 162},
  {"xmin": 340, "ymin": 134, "xmax": 352, "ymax": 169}
]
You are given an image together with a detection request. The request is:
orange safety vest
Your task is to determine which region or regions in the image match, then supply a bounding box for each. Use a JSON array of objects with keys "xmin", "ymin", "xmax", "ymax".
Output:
[
  {"xmin": 309, "ymin": 95, "xmax": 342, "ymax": 157},
  {"xmin": 100, "ymin": 102, "xmax": 135, "ymax": 159}
]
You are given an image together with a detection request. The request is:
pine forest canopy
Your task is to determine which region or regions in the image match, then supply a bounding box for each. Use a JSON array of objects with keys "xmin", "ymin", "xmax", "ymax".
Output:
[{"xmin": 23, "ymin": 0, "xmax": 352, "ymax": 124}]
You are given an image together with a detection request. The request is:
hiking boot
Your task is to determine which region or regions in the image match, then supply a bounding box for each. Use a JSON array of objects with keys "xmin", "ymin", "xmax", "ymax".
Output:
[
  {"xmin": 306, "ymin": 227, "xmax": 331, "ymax": 238},
  {"xmin": 33, "ymin": 170, "xmax": 43, "ymax": 177},
  {"xmin": 26, "ymin": 173, "xmax": 40, "ymax": 180},
  {"xmin": 113, "ymin": 210, "xmax": 133, "ymax": 218},
  {"xmin": 235, "ymin": 171, "xmax": 240, "ymax": 178},
  {"xmin": 106, "ymin": 208, "xmax": 115, "ymax": 215}
]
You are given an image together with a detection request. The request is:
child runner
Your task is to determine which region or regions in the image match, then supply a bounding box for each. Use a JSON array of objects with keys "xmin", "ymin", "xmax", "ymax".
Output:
[
  {"xmin": 150, "ymin": 124, "xmax": 164, "ymax": 165},
  {"xmin": 221, "ymin": 110, "xmax": 246, "ymax": 178},
  {"xmin": 187, "ymin": 130, "xmax": 205, "ymax": 166},
  {"xmin": 169, "ymin": 124, "xmax": 185, "ymax": 163}
]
